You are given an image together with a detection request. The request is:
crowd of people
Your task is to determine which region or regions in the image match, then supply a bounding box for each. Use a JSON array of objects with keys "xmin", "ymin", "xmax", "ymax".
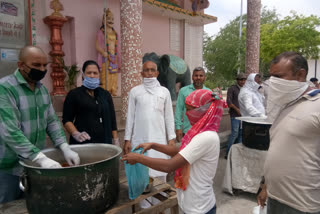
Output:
[{"xmin": 0, "ymin": 46, "xmax": 319, "ymax": 214}]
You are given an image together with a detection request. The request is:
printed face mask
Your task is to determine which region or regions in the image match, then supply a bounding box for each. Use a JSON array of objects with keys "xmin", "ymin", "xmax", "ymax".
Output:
[{"xmin": 186, "ymin": 102, "xmax": 211, "ymax": 125}]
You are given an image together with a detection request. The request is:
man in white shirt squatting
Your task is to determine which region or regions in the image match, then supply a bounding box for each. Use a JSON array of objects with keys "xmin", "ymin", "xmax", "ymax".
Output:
[{"xmin": 123, "ymin": 61, "xmax": 176, "ymax": 208}]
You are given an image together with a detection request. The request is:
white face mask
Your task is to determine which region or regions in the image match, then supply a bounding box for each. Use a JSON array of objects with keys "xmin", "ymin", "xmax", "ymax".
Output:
[
  {"xmin": 143, "ymin": 77, "xmax": 157, "ymax": 85},
  {"xmin": 143, "ymin": 77, "xmax": 160, "ymax": 94},
  {"xmin": 266, "ymin": 76, "xmax": 308, "ymax": 123}
]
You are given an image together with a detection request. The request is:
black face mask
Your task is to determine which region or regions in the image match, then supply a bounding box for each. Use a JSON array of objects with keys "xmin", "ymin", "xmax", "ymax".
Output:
[{"xmin": 24, "ymin": 65, "xmax": 47, "ymax": 81}]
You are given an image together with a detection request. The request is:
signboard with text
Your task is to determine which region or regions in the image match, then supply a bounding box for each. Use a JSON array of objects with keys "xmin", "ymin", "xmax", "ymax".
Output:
[
  {"xmin": 0, "ymin": 0, "xmax": 26, "ymax": 48},
  {"xmin": 1, "ymin": 48, "xmax": 19, "ymax": 61}
]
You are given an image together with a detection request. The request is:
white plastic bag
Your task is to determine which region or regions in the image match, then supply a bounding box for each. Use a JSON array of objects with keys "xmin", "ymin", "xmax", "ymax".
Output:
[{"xmin": 252, "ymin": 205, "xmax": 267, "ymax": 214}]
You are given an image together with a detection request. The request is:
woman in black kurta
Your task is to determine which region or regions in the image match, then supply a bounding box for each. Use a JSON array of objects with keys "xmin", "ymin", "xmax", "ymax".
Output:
[{"xmin": 62, "ymin": 60, "xmax": 118, "ymax": 144}]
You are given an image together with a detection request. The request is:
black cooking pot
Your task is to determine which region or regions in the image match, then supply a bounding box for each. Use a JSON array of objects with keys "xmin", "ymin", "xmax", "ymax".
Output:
[
  {"xmin": 237, "ymin": 117, "xmax": 272, "ymax": 151},
  {"xmin": 19, "ymin": 144, "xmax": 122, "ymax": 214}
]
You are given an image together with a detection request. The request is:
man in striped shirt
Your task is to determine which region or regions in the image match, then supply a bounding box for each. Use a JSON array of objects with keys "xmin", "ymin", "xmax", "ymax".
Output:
[{"xmin": 0, "ymin": 46, "xmax": 80, "ymax": 204}]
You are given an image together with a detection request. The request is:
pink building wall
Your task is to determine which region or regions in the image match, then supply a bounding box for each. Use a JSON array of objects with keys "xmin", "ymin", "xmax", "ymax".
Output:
[
  {"xmin": 142, "ymin": 11, "xmax": 184, "ymax": 58},
  {"xmin": 33, "ymin": 0, "xmax": 189, "ymax": 93},
  {"xmin": 34, "ymin": 0, "xmax": 121, "ymax": 92}
]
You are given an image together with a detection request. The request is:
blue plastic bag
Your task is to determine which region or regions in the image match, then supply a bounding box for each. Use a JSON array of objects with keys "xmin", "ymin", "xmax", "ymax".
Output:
[{"xmin": 124, "ymin": 147, "xmax": 149, "ymax": 200}]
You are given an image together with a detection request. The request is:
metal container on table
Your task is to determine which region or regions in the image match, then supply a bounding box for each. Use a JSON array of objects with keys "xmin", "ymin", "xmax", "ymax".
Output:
[
  {"xmin": 236, "ymin": 117, "xmax": 272, "ymax": 151},
  {"xmin": 19, "ymin": 144, "xmax": 122, "ymax": 214}
]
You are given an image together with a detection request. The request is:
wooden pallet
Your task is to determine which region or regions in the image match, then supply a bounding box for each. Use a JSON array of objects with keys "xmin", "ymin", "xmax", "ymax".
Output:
[
  {"xmin": 106, "ymin": 175, "xmax": 178, "ymax": 214},
  {"xmin": 106, "ymin": 185, "xmax": 178, "ymax": 214}
]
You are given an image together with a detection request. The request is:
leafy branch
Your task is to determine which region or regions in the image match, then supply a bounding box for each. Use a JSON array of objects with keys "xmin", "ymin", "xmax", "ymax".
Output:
[{"xmin": 58, "ymin": 57, "xmax": 80, "ymax": 90}]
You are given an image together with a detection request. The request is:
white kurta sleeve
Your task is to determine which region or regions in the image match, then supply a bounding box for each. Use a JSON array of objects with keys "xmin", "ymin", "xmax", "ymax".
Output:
[
  {"xmin": 164, "ymin": 90, "xmax": 176, "ymax": 141},
  {"xmin": 239, "ymin": 90, "xmax": 263, "ymax": 117},
  {"xmin": 124, "ymin": 89, "xmax": 136, "ymax": 141}
]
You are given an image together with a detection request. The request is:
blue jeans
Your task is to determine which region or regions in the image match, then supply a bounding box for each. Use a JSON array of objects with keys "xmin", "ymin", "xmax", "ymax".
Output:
[
  {"xmin": 0, "ymin": 171, "xmax": 23, "ymax": 204},
  {"xmin": 226, "ymin": 118, "xmax": 242, "ymax": 155},
  {"xmin": 184, "ymin": 204, "xmax": 216, "ymax": 214},
  {"xmin": 267, "ymin": 198, "xmax": 320, "ymax": 214},
  {"xmin": 205, "ymin": 204, "xmax": 216, "ymax": 214}
]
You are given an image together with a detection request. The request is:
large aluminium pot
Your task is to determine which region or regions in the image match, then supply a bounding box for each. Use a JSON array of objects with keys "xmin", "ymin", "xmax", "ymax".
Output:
[
  {"xmin": 19, "ymin": 144, "xmax": 122, "ymax": 214},
  {"xmin": 236, "ymin": 117, "xmax": 272, "ymax": 151}
]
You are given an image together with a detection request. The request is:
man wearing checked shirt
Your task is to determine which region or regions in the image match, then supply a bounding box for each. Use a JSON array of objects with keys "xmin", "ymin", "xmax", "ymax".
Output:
[
  {"xmin": 0, "ymin": 46, "xmax": 80, "ymax": 204},
  {"xmin": 174, "ymin": 67, "xmax": 211, "ymax": 142}
]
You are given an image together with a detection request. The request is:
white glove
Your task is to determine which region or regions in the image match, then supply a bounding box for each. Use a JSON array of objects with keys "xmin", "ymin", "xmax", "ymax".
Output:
[
  {"xmin": 72, "ymin": 131, "xmax": 91, "ymax": 142},
  {"xmin": 112, "ymin": 138, "xmax": 120, "ymax": 147},
  {"xmin": 32, "ymin": 152, "xmax": 62, "ymax": 168},
  {"xmin": 259, "ymin": 114, "xmax": 267, "ymax": 119},
  {"xmin": 59, "ymin": 143, "xmax": 80, "ymax": 166}
]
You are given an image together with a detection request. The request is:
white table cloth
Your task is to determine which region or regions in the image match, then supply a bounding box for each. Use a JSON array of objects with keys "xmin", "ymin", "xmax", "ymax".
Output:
[{"xmin": 222, "ymin": 143, "xmax": 267, "ymax": 194}]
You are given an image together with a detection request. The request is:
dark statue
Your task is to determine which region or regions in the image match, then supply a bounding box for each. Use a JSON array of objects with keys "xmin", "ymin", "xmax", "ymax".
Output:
[{"xmin": 143, "ymin": 52, "xmax": 191, "ymax": 101}]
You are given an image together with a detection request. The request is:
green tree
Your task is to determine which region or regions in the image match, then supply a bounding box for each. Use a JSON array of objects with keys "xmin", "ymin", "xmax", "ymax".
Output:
[
  {"xmin": 260, "ymin": 12, "xmax": 320, "ymax": 65},
  {"xmin": 204, "ymin": 8, "xmax": 320, "ymax": 87},
  {"xmin": 204, "ymin": 8, "xmax": 278, "ymax": 87},
  {"xmin": 204, "ymin": 16, "xmax": 245, "ymax": 81}
]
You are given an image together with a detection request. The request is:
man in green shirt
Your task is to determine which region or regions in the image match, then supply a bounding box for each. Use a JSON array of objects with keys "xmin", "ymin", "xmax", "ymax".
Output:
[
  {"xmin": 174, "ymin": 67, "xmax": 210, "ymax": 142},
  {"xmin": 0, "ymin": 46, "xmax": 80, "ymax": 204}
]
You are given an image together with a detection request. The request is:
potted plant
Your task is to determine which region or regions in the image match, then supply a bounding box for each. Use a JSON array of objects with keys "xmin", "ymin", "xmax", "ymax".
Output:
[{"xmin": 59, "ymin": 57, "xmax": 80, "ymax": 91}]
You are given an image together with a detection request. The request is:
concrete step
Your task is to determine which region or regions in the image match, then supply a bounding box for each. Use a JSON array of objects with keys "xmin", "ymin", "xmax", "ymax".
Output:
[
  {"xmin": 218, "ymin": 130, "xmax": 231, "ymax": 149},
  {"xmin": 218, "ymin": 111, "xmax": 231, "ymax": 133},
  {"xmin": 112, "ymin": 96, "xmax": 122, "ymax": 111},
  {"xmin": 115, "ymin": 109, "xmax": 125, "ymax": 131}
]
